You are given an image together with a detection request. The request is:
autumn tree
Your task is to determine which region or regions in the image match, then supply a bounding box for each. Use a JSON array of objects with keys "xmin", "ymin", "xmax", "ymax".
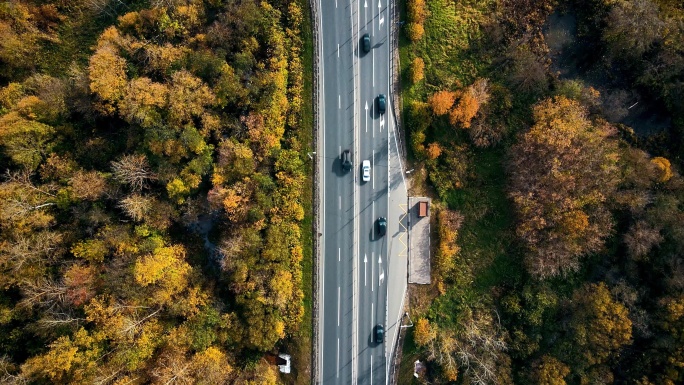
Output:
[
  {"xmin": 0, "ymin": 2, "xmax": 59, "ymax": 74},
  {"xmin": 426, "ymin": 142, "xmax": 442, "ymax": 160},
  {"xmin": 119, "ymin": 194, "xmax": 153, "ymax": 222},
  {"xmin": 570, "ymin": 282, "xmax": 632, "ymax": 367},
  {"xmin": 410, "ymin": 57, "xmax": 425, "ymax": 84},
  {"xmin": 0, "ymin": 172, "xmax": 61, "ymax": 287},
  {"xmin": 449, "ymin": 79, "xmax": 490, "ymax": 128},
  {"xmin": 449, "ymin": 91, "xmax": 480, "ymax": 128},
  {"xmin": 134, "ymin": 244, "xmax": 192, "ymax": 306},
  {"xmin": 63, "ymin": 264, "xmax": 97, "ymax": 307},
  {"xmin": 118, "ymin": 77, "xmax": 168, "ymax": 128},
  {"xmin": 509, "ymin": 97, "xmax": 620, "ymax": 278},
  {"xmin": 603, "ymin": 0, "xmax": 664, "ymax": 59},
  {"xmin": 623, "ymin": 220, "xmax": 663, "ymax": 260},
  {"xmin": 111, "ymin": 154, "xmax": 156, "ymax": 191},
  {"xmin": 435, "ymin": 210, "xmax": 463, "ymax": 288},
  {"xmin": 70, "ymin": 170, "xmax": 108, "ymax": 201},
  {"xmin": 407, "ymin": 0, "xmax": 428, "ymax": 24},
  {"xmin": 657, "ymin": 294, "xmax": 684, "ymax": 383},
  {"xmin": 20, "ymin": 327, "xmax": 104, "ymax": 383},
  {"xmin": 530, "ymin": 356, "xmax": 570, "ymax": 385},
  {"xmin": 428, "ymin": 90, "xmax": 457, "ymax": 116},
  {"xmin": 168, "ymin": 70, "xmax": 215, "ymax": 125},
  {"xmin": 88, "ymin": 27, "xmax": 128, "ymax": 114},
  {"xmin": 449, "ymin": 309, "xmax": 512, "ymax": 385},
  {"xmin": 651, "ymin": 156, "xmax": 673, "ymax": 182},
  {"xmin": 414, "ymin": 318, "xmax": 437, "ymax": 347},
  {"xmin": 508, "ymin": 47, "xmax": 548, "ymax": 94},
  {"xmin": 0, "ymin": 110, "xmax": 55, "ymax": 170},
  {"xmin": 406, "ymin": 22, "xmax": 425, "ymax": 42}
]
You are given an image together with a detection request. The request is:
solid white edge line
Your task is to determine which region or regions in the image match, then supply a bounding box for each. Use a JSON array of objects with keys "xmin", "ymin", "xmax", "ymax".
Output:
[{"xmin": 317, "ymin": 0, "xmax": 326, "ymax": 381}]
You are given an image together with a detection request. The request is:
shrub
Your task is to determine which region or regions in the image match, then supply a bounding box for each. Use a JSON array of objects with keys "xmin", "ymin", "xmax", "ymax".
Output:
[
  {"xmin": 406, "ymin": 22, "xmax": 425, "ymax": 42},
  {"xmin": 410, "ymin": 57, "xmax": 425, "ymax": 84}
]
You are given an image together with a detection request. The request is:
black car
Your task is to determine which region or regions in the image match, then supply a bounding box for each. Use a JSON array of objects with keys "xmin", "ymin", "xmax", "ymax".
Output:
[
  {"xmin": 375, "ymin": 324, "xmax": 384, "ymax": 343},
  {"xmin": 362, "ymin": 33, "xmax": 371, "ymax": 53},
  {"xmin": 342, "ymin": 149, "xmax": 352, "ymax": 171},
  {"xmin": 376, "ymin": 217, "xmax": 387, "ymax": 236},
  {"xmin": 377, "ymin": 94, "xmax": 386, "ymax": 115}
]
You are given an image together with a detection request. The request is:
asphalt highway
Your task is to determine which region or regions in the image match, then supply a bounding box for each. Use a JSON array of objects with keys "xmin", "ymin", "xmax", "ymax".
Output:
[{"xmin": 317, "ymin": 0, "xmax": 403, "ymax": 383}]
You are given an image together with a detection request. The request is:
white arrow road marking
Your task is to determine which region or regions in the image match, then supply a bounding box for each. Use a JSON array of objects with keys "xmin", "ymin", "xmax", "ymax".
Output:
[
  {"xmin": 364, "ymin": 253, "xmax": 368, "ymax": 286},
  {"xmin": 379, "ymin": 15, "xmax": 384, "ymax": 27},
  {"xmin": 380, "ymin": 115, "xmax": 384, "ymax": 131},
  {"xmin": 378, "ymin": 255, "xmax": 384, "ymax": 285},
  {"xmin": 365, "ymin": 102, "xmax": 369, "ymax": 132},
  {"xmin": 339, "ymin": 247, "xmax": 341, "ymax": 262}
]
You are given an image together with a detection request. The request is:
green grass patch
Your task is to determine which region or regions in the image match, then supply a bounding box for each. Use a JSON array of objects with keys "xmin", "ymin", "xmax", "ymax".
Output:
[{"xmin": 396, "ymin": 330, "xmax": 423, "ymax": 384}]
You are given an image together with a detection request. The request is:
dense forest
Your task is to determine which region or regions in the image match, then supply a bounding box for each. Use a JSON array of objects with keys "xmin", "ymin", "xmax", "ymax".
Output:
[
  {"xmin": 400, "ymin": 0, "xmax": 684, "ymax": 384},
  {"xmin": 0, "ymin": 0, "xmax": 312, "ymax": 383}
]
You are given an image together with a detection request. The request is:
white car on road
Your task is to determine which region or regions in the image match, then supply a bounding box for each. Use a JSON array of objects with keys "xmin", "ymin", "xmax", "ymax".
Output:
[{"xmin": 362, "ymin": 160, "xmax": 371, "ymax": 182}]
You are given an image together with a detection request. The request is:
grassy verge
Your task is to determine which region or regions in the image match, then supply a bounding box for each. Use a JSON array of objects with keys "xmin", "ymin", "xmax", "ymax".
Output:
[
  {"xmin": 396, "ymin": 330, "xmax": 422, "ymax": 385},
  {"xmin": 396, "ymin": 0, "xmax": 519, "ymax": 382},
  {"xmin": 284, "ymin": 0, "xmax": 315, "ymax": 383}
]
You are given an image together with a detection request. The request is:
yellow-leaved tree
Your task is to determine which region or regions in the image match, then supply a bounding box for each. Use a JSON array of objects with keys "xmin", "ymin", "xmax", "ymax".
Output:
[
  {"xmin": 134, "ymin": 244, "xmax": 191, "ymax": 305},
  {"xmin": 571, "ymin": 282, "xmax": 632, "ymax": 367}
]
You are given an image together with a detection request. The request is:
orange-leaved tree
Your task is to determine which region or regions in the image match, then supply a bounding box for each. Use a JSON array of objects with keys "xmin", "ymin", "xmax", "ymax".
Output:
[{"xmin": 428, "ymin": 90, "xmax": 457, "ymax": 116}]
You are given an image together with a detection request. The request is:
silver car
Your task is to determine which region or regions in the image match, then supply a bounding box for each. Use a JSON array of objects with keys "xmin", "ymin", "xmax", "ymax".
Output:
[{"xmin": 362, "ymin": 160, "xmax": 371, "ymax": 182}]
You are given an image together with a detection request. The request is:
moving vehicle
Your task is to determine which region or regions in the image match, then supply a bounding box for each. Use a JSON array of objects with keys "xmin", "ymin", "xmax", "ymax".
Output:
[
  {"xmin": 377, "ymin": 94, "xmax": 386, "ymax": 115},
  {"xmin": 375, "ymin": 324, "xmax": 384, "ymax": 343},
  {"xmin": 362, "ymin": 160, "xmax": 371, "ymax": 182},
  {"xmin": 362, "ymin": 33, "xmax": 371, "ymax": 53},
  {"xmin": 342, "ymin": 149, "xmax": 352, "ymax": 172},
  {"xmin": 376, "ymin": 217, "xmax": 387, "ymax": 236}
]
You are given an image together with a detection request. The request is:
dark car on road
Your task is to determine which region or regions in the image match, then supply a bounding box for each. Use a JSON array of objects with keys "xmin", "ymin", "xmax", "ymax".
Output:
[
  {"xmin": 377, "ymin": 94, "xmax": 386, "ymax": 115},
  {"xmin": 342, "ymin": 149, "xmax": 352, "ymax": 172},
  {"xmin": 362, "ymin": 33, "xmax": 371, "ymax": 53},
  {"xmin": 375, "ymin": 324, "xmax": 384, "ymax": 343},
  {"xmin": 376, "ymin": 217, "xmax": 387, "ymax": 236}
]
